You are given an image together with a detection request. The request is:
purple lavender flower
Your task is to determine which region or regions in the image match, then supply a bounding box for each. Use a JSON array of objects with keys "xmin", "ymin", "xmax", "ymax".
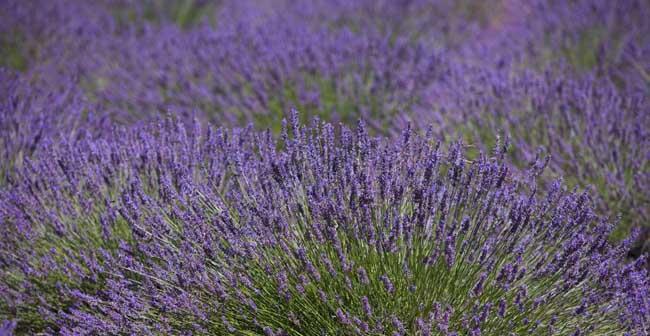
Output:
[
  {"xmin": 0, "ymin": 119, "xmax": 646, "ymax": 334},
  {"xmin": 0, "ymin": 320, "xmax": 16, "ymax": 336}
]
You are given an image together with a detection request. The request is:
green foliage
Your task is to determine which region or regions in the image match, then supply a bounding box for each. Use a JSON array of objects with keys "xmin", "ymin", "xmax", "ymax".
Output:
[
  {"xmin": 0, "ymin": 32, "xmax": 28, "ymax": 71},
  {"xmin": 111, "ymin": 0, "xmax": 217, "ymax": 29}
]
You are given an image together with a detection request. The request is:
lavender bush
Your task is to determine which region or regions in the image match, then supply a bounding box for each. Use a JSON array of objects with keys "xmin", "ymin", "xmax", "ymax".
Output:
[
  {"xmin": 1, "ymin": 119, "xmax": 648, "ymax": 334},
  {"xmin": 430, "ymin": 65, "xmax": 650, "ymax": 245},
  {"xmin": 0, "ymin": 69, "xmax": 110, "ymax": 186}
]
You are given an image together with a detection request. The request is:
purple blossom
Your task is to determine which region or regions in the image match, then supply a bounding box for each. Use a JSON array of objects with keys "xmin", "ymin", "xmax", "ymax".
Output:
[
  {"xmin": 0, "ymin": 0, "xmax": 648, "ymax": 334},
  {"xmin": 0, "ymin": 120, "xmax": 646, "ymax": 334},
  {"xmin": 0, "ymin": 320, "xmax": 16, "ymax": 336}
]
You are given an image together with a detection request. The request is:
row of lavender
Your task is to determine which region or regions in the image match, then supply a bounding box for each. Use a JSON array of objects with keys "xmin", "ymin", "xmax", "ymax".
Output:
[{"xmin": 1, "ymin": 0, "xmax": 648, "ymax": 334}]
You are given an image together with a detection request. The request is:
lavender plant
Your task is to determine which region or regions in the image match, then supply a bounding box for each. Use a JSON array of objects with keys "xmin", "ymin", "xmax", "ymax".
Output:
[
  {"xmin": 429, "ymin": 64, "xmax": 649, "ymax": 248},
  {"xmin": 1, "ymin": 117, "xmax": 647, "ymax": 335},
  {"xmin": 0, "ymin": 69, "xmax": 109, "ymax": 186},
  {"xmin": 80, "ymin": 15, "xmax": 446, "ymax": 134},
  {"xmin": 470, "ymin": 0, "xmax": 650, "ymax": 89}
]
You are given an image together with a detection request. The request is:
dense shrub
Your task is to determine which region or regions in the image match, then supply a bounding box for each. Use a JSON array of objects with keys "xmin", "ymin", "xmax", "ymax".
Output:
[
  {"xmin": 1, "ymin": 119, "xmax": 647, "ymax": 334},
  {"xmin": 430, "ymin": 66, "xmax": 649, "ymax": 244}
]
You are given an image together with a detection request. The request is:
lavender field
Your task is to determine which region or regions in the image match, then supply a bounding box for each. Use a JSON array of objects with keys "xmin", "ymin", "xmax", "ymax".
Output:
[{"xmin": 0, "ymin": 0, "xmax": 648, "ymax": 335}]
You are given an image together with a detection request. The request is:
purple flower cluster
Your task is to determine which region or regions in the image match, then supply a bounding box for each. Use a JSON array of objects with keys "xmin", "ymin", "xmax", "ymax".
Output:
[
  {"xmin": 1, "ymin": 118, "xmax": 648, "ymax": 334},
  {"xmin": 1, "ymin": 0, "xmax": 649, "ymax": 334},
  {"xmin": 430, "ymin": 64, "xmax": 649, "ymax": 243}
]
